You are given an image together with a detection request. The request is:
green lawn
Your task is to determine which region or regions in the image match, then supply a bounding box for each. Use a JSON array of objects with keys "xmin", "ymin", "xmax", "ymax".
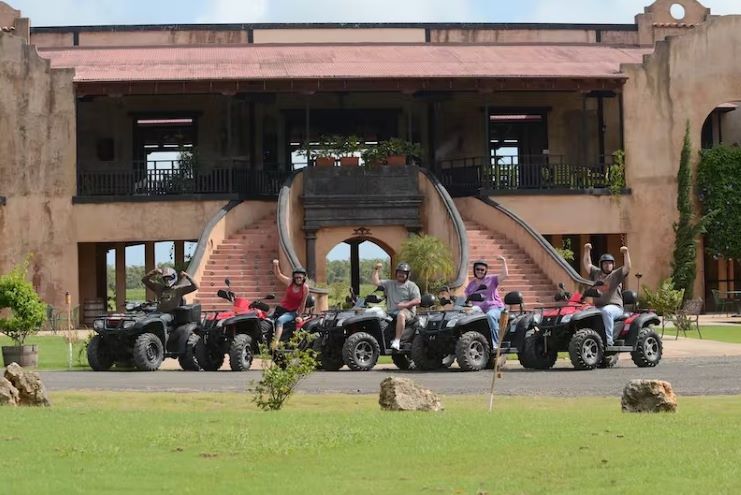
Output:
[
  {"xmin": 0, "ymin": 336, "xmax": 88, "ymax": 370},
  {"xmin": 0, "ymin": 392, "xmax": 740, "ymax": 494},
  {"xmin": 664, "ymin": 325, "xmax": 741, "ymax": 343}
]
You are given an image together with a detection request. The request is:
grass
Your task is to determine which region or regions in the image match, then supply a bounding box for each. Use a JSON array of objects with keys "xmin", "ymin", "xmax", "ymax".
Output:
[
  {"xmin": 0, "ymin": 336, "xmax": 88, "ymax": 370},
  {"xmin": 0, "ymin": 392, "xmax": 740, "ymax": 494},
  {"xmin": 662, "ymin": 325, "xmax": 741, "ymax": 344}
]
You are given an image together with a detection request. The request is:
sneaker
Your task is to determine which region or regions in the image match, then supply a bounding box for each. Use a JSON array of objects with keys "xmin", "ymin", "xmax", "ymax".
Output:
[{"xmin": 390, "ymin": 339, "xmax": 401, "ymax": 350}]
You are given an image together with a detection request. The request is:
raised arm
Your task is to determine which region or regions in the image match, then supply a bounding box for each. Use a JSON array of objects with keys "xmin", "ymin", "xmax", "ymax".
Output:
[
  {"xmin": 620, "ymin": 246, "xmax": 632, "ymax": 276},
  {"xmin": 497, "ymin": 255, "xmax": 509, "ymax": 282},
  {"xmin": 272, "ymin": 259, "xmax": 291, "ymax": 287},
  {"xmin": 372, "ymin": 262, "xmax": 383, "ymax": 287},
  {"xmin": 583, "ymin": 243, "xmax": 595, "ymax": 273},
  {"xmin": 141, "ymin": 268, "xmax": 162, "ymax": 292},
  {"xmin": 179, "ymin": 271, "xmax": 199, "ymax": 294}
]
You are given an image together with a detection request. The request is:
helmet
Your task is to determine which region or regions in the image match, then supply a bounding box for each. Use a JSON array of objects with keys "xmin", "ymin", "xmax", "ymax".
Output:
[
  {"xmin": 598, "ymin": 254, "xmax": 615, "ymax": 264},
  {"xmin": 473, "ymin": 259, "xmax": 488, "ymax": 277},
  {"xmin": 292, "ymin": 267, "xmax": 307, "ymax": 276},
  {"xmin": 395, "ymin": 262, "xmax": 411, "ymax": 274},
  {"xmin": 161, "ymin": 267, "xmax": 178, "ymax": 287}
]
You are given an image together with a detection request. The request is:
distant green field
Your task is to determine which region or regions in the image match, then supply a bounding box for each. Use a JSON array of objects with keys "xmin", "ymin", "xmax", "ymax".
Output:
[{"xmin": 0, "ymin": 336, "xmax": 87, "ymax": 370}]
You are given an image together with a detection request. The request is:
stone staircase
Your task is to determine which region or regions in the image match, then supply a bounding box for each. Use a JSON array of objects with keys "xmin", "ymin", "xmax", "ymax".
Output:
[
  {"xmin": 463, "ymin": 218, "xmax": 557, "ymax": 306},
  {"xmin": 195, "ymin": 214, "xmax": 283, "ymax": 312}
]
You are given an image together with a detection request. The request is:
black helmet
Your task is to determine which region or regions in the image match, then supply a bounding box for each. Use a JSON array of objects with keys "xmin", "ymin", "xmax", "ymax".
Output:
[
  {"xmin": 292, "ymin": 267, "xmax": 307, "ymax": 276},
  {"xmin": 395, "ymin": 262, "xmax": 411, "ymax": 274},
  {"xmin": 473, "ymin": 259, "xmax": 488, "ymax": 269},
  {"xmin": 161, "ymin": 267, "xmax": 177, "ymax": 287},
  {"xmin": 598, "ymin": 254, "xmax": 615, "ymax": 264}
]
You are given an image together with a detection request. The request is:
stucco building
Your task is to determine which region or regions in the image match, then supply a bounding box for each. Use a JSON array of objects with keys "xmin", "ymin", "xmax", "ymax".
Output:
[{"xmin": 1, "ymin": 0, "xmax": 740, "ymax": 318}]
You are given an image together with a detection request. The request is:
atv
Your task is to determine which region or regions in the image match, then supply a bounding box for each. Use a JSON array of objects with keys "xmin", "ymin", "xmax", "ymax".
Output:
[
  {"xmin": 410, "ymin": 285, "xmax": 533, "ymax": 372},
  {"xmin": 88, "ymin": 301, "xmax": 201, "ymax": 372},
  {"xmin": 195, "ymin": 279, "xmax": 275, "ymax": 371},
  {"xmin": 520, "ymin": 282, "xmax": 662, "ymax": 370}
]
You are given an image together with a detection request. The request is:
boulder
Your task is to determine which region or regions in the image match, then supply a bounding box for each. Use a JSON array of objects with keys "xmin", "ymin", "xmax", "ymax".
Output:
[
  {"xmin": 3, "ymin": 363, "xmax": 50, "ymax": 407},
  {"xmin": 0, "ymin": 377, "xmax": 19, "ymax": 406},
  {"xmin": 379, "ymin": 377, "xmax": 443, "ymax": 412},
  {"xmin": 621, "ymin": 379, "xmax": 677, "ymax": 413}
]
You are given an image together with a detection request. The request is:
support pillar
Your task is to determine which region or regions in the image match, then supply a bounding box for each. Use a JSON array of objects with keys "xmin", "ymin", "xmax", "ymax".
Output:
[
  {"xmin": 115, "ymin": 243, "xmax": 126, "ymax": 312},
  {"xmin": 144, "ymin": 241, "xmax": 155, "ymax": 301},
  {"xmin": 349, "ymin": 241, "xmax": 361, "ymax": 296},
  {"xmin": 305, "ymin": 230, "xmax": 317, "ymax": 280},
  {"xmin": 95, "ymin": 244, "xmax": 108, "ymax": 300},
  {"xmin": 174, "ymin": 240, "xmax": 185, "ymax": 270}
]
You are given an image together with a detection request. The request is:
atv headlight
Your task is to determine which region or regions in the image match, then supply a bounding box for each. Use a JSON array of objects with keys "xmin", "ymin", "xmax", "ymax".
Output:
[
  {"xmin": 561, "ymin": 314, "xmax": 572, "ymax": 324},
  {"xmin": 93, "ymin": 319, "xmax": 105, "ymax": 331},
  {"xmin": 446, "ymin": 319, "xmax": 458, "ymax": 328},
  {"xmin": 417, "ymin": 316, "xmax": 428, "ymax": 327},
  {"xmin": 533, "ymin": 313, "xmax": 543, "ymax": 325},
  {"xmin": 122, "ymin": 320, "xmax": 136, "ymax": 329}
]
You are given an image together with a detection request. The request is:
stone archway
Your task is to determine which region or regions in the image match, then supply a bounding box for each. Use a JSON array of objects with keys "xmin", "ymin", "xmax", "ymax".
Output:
[{"xmin": 621, "ymin": 13, "xmax": 741, "ymax": 296}]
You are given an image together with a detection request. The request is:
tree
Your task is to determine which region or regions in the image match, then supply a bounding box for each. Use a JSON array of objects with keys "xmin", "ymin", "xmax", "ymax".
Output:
[
  {"xmin": 0, "ymin": 262, "xmax": 47, "ymax": 346},
  {"xmin": 670, "ymin": 123, "xmax": 706, "ymax": 300},
  {"xmin": 398, "ymin": 235, "xmax": 454, "ymax": 293},
  {"xmin": 697, "ymin": 145, "xmax": 741, "ymax": 260}
]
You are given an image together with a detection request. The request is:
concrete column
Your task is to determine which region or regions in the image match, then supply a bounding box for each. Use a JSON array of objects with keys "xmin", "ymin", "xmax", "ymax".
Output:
[
  {"xmin": 95, "ymin": 244, "xmax": 108, "ymax": 299},
  {"xmin": 144, "ymin": 241, "xmax": 155, "ymax": 301},
  {"xmin": 350, "ymin": 241, "xmax": 361, "ymax": 296},
  {"xmin": 719, "ymin": 259, "xmax": 728, "ymax": 293},
  {"xmin": 115, "ymin": 243, "xmax": 126, "ymax": 312},
  {"xmin": 174, "ymin": 240, "xmax": 185, "ymax": 270},
  {"xmin": 305, "ymin": 230, "xmax": 317, "ymax": 280}
]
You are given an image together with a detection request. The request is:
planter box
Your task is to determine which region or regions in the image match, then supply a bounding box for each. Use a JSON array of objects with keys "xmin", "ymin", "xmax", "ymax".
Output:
[
  {"xmin": 386, "ymin": 155, "xmax": 407, "ymax": 166},
  {"xmin": 2, "ymin": 345, "xmax": 38, "ymax": 368},
  {"xmin": 339, "ymin": 157, "xmax": 359, "ymax": 167},
  {"xmin": 314, "ymin": 156, "xmax": 335, "ymax": 167}
]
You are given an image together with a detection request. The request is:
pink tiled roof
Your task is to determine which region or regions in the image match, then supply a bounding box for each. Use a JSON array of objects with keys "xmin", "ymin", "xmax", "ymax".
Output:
[{"xmin": 37, "ymin": 43, "xmax": 651, "ymax": 82}]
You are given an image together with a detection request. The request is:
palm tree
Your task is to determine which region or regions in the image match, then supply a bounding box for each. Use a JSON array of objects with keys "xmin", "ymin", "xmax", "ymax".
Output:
[{"xmin": 398, "ymin": 235, "xmax": 454, "ymax": 293}]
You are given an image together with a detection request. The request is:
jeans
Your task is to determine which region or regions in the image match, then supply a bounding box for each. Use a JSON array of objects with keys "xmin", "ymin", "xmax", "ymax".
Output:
[
  {"xmin": 598, "ymin": 304, "xmax": 623, "ymax": 347},
  {"xmin": 276, "ymin": 311, "xmax": 297, "ymax": 328},
  {"xmin": 485, "ymin": 307, "xmax": 503, "ymax": 349}
]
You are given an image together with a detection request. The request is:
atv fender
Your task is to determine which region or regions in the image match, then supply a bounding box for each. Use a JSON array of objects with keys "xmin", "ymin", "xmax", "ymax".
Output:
[
  {"xmin": 137, "ymin": 317, "xmax": 167, "ymax": 342},
  {"xmin": 570, "ymin": 309, "xmax": 607, "ymax": 344},
  {"xmin": 625, "ymin": 314, "xmax": 661, "ymax": 346},
  {"xmin": 167, "ymin": 322, "xmax": 198, "ymax": 355},
  {"xmin": 222, "ymin": 313, "xmax": 261, "ymax": 328},
  {"xmin": 454, "ymin": 312, "xmax": 488, "ymax": 328}
]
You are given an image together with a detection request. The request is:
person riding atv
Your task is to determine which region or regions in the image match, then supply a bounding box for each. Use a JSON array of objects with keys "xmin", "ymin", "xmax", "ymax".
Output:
[
  {"xmin": 141, "ymin": 267, "xmax": 198, "ymax": 313},
  {"xmin": 583, "ymin": 244, "xmax": 630, "ymax": 349},
  {"xmin": 371, "ymin": 262, "xmax": 421, "ymax": 351}
]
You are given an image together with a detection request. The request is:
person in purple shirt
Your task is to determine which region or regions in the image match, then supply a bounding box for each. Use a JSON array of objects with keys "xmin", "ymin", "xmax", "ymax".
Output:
[{"xmin": 464, "ymin": 257, "xmax": 509, "ymax": 349}]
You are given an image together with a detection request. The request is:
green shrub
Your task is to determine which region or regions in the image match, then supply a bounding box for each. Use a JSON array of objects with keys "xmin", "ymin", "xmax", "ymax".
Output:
[
  {"xmin": 608, "ymin": 150, "xmax": 626, "ymax": 197},
  {"xmin": 252, "ymin": 332, "xmax": 317, "ymax": 411},
  {"xmin": 554, "ymin": 238, "xmax": 575, "ymax": 263},
  {"xmin": 641, "ymin": 278, "xmax": 684, "ymax": 317},
  {"xmin": 399, "ymin": 234, "xmax": 454, "ymax": 293},
  {"xmin": 0, "ymin": 262, "xmax": 47, "ymax": 346}
]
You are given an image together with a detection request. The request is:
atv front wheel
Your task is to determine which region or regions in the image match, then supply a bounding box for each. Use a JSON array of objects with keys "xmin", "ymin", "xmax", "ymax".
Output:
[
  {"xmin": 410, "ymin": 334, "xmax": 442, "ymax": 371},
  {"xmin": 631, "ymin": 327, "xmax": 662, "ymax": 368},
  {"xmin": 568, "ymin": 328, "xmax": 604, "ymax": 370},
  {"xmin": 391, "ymin": 353, "xmax": 416, "ymax": 370},
  {"xmin": 178, "ymin": 333, "xmax": 201, "ymax": 371},
  {"xmin": 455, "ymin": 331, "xmax": 490, "ymax": 372},
  {"xmin": 87, "ymin": 335, "xmax": 114, "ymax": 371},
  {"xmin": 229, "ymin": 334, "xmax": 254, "ymax": 371},
  {"xmin": 342, "ymin": 332, "xmax": 380, "ymax": 371},
  {"xmin": 195, "ymin": 338, "xmax": 225, "ymax": 371},
  {"xmin": 519, "ymin": 330, "xmax": 557, "ymax": 370},
  {"xmin": 132, "ymin": 333, "xmax": 164, "ymax": 371}
]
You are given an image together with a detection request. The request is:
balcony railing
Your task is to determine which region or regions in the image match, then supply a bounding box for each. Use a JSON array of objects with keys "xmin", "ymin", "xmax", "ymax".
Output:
[
  {"xmin": 437, "ymin": 155, "xmax": 612, "ymax": 197},
  {"xmin": 76, "ymin": 160, "xmax": 290, "ymax": 199}
]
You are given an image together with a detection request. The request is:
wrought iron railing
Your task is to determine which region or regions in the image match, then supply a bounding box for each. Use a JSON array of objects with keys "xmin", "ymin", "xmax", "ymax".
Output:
[
  {"xmin": 76, "ymin": 160, "xmax": 290, "ymax": 199},
  {"xmin": 437, "ymin": 155, "xmax": 613, "ymax": 197}
]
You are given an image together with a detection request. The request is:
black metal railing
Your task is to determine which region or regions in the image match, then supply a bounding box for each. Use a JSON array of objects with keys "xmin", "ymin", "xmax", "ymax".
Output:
[
  {"xmin": 76, "ymin": 160, "xmax": 290, "ymax": 199},
  {"xmin": 437, "ymin": 155, "xmax": 613, "ymax": 197}
]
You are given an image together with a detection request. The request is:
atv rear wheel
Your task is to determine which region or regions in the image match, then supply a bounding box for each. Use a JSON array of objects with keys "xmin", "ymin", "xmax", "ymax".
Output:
[
  {"xmin": 178, "ymin": 333, "xmax": 201, "ymax": 371},
  {"xmin": 455, "ymin": 331, "xmax": 490, "ymax": 372},
  {"xmin": 631, "ymin": 327, "xmax": 662, "ymax": 368},
  {"xmin": 229, "ymin": 334, "xmax": 254, "ymax": 371},
  {"xmin": 312, "ymin": 339, "xmax": 344, "ymax": 371},
  {"xmin": 132, "ymin": 333, "xmax": 164, "ymax": 371},
  {"xmin": 410, "ymin": 334, "xmax": 442, "ymax": 371},
  {"xmin": 194, "ymin": 338, "xmax": 225, "ymax": 371},
  {"xmin": 391, "ymin": 353, "xmax": 416, "ymax": 370},
  {"xmin": 342, "ymin": 332, "xmax": 380, "ymax": 371},
  {"xmin": 519, "ymin": 330, "xmax": 557, "ymax": 370},
  {"xmin": 568, "ymin": 328, "xmax": 604, "ymax": 370},
  {"xmin": 87, "ymin": 335, "xmax": 114, "ymax": 371}
]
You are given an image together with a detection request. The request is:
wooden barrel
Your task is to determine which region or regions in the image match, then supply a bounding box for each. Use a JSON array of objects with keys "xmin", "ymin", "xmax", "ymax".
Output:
[{"xmin": 83, "ymin": 298, "xmax": 106, "ymax": 326}]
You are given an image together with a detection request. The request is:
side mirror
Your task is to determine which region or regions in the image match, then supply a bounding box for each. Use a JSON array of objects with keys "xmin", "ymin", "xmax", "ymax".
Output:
[
  {"xmin": 125, "ymin": 303, "xmax": 135, "ymax": 311},
  {"xmin": 584, "ymin": 288, "xmax": 601, "ymax": 298},
  {"xmin": 365, "ymin": 294, "xmax": 382, "ymax": 304},
  {"xmin": 420, "ymin": 294, "xmax": 436, "ymax": 308},
  {"xmin": 264, "ymin": 294, "xmax": 276, "ymax": 300},
  {"xmin": 593, "ymin": 280, "xmax": 605, "ymax": 287},
  {"xmin": 216, "ymin": 289, "xmax": 230, "ymax": 301},
  {"xmin": 225, "ymin": 278, "xmax": 231, "ymax": 287},
  {"xmin": 375, "ymin": 285, "xmax": 385, "ymax": 293},
  {"xmin": 467, "ymin": 293, "xmax": 485, "ymax": 303},
  {"xmin": 558, "ymin": 282, "xmax": 565, "ymax": 290},
  {"xmin": 305, "ymin": 295, "xmax": 316, "ymax": 309},
  {"xmin": 439, "ymin": 297, "xmax": 452, "ymax": 306},
  {"xmin": 477, "ymin": 284, "xmax": 488, "ymax": 291}
]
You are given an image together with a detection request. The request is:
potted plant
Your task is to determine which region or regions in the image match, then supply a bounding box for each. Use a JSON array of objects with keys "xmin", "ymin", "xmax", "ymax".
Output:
[
  {"xmin": 296, "ymin": 136, "xmax": 336, "ymax": 167},
  {"xmin": 0, "ymin": 262, "xmax": 47, "ymax": 368},
  {"xmin": 338, "ymin": 135, "xmax": 362, "ymax": 167},
  {"xmin": 361, "ymin": 146, "xmax": 385, "ymax": 169},
  {"xmin": 379, "ymin": 138, "xmax": 425, "ymax": 166}
]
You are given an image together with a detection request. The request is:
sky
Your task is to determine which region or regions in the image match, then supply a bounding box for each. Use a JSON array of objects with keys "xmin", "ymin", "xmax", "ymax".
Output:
[{"xmin": 9, "ymin": 0, "xmax": 739, "ymax": 26}]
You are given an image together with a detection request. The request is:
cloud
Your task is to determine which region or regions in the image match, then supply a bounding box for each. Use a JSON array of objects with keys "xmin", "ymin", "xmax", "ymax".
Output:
[
  {"xmin": 197, "ymin": 0, "xmax": 269, "ymax": 23},
  {"xmin": 530, "ymin": 0, "xmax": 738, "ymax": 23}
]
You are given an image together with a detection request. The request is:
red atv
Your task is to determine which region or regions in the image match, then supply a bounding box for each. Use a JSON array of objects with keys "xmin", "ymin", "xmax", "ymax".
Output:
[
  {"xmin": 519, "ymin": 282, "xmax": 662, "ymax": 370},
  {"xmin": 195, "ymin": 279, "xmax": 274, "ymax": 371}
]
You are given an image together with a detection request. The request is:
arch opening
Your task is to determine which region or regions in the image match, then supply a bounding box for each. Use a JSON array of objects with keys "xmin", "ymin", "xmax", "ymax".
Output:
[{"xmin": 325, "ymin": 239, "xmax": 392, "ymax": 308}]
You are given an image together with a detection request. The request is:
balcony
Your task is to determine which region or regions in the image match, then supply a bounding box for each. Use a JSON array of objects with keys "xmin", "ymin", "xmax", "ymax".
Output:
[
  {"xmin": 437, "ymin": 155, "xmax": 614, "ymax": 197},
  {"xmin": 75, "ymin": 160, "xmax": 291, "ymax": 201}
]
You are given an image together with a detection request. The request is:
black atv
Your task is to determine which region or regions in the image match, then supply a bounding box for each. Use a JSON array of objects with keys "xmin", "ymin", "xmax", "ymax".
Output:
[
  {"xmin": 411, "ymin": 286, "xmax": 532, "ymax": 372},
  {"xmin": 87, "ymin": 302, "xmax": 201, "ymax": 372},
  {"xmin": 520, "ymin": 283, "xmax": 662, "ymax": 370}
]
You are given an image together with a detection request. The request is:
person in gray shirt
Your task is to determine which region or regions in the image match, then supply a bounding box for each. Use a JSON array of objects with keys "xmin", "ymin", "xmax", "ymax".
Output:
[
  {"xmin": 141, "ymin": 267, "xmax": 198, "ymax": 313},
  {"xmin": 372, "ymin": 262, "xmax": 421, "ymax": 350},
  {"xmin": 582, "ymin": 244, "xmax": 631, "ymax": 346}
]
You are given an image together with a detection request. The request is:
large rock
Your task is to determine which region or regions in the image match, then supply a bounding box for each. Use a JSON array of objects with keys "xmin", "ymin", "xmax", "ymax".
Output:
[
  {"xmin": 379, "ymin": 377, "xmax": 443, "ymax": 412},
  {"xmin": 621, "ymin": 379, "xmax": 677, "ymax": 413},
  {"xmin": 3, "ymin": 363, "xmax": 50, "ymax": 407},
  {"xmin": 0, "ymin": 377, "xmax": 19, "ymax": 406}
]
